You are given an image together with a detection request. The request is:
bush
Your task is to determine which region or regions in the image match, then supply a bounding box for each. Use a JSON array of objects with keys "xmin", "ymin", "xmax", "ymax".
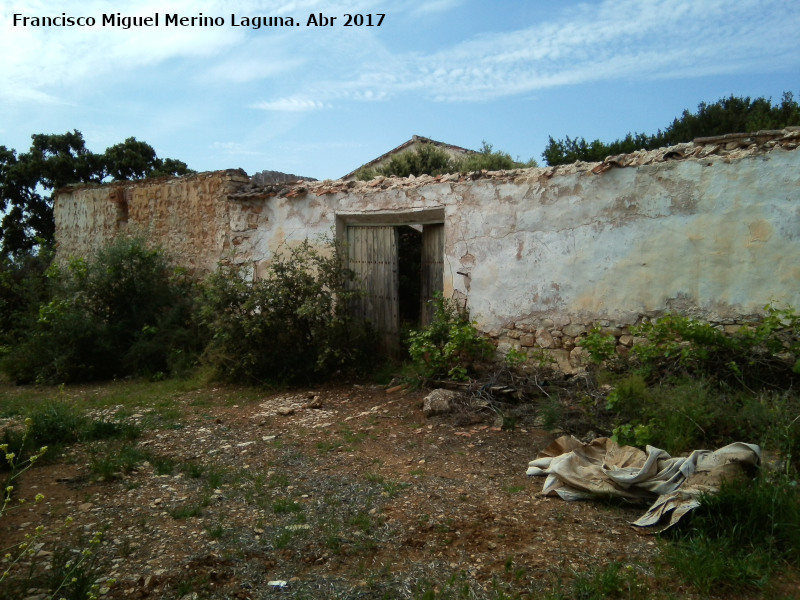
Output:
[
  {"xmin": 629, "ymin": 308, "xmax": 800, "ymax": 388},
  {"xmin": 1, "ymin": 236, "xmax": 203, "ymax": 383},
  {"xmin": 601, "ymin": 373, "xmax": 800, "ymax": 459},
  {"xmin": 199, "ymin": 237, "xmax": 377, "ymax": 384},
  {"xmin": 407, "ymin": 293, "xmax": 494, "ymax": 381},
  {"xmin": 0, "ymin": 250, "xmax": 52, "ymax": 350}
]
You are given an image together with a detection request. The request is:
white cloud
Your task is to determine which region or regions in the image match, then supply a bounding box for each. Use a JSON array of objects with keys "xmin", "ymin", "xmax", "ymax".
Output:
[
  {"xmin": 249, "ymin": 97, "xmax": 330, "ymax": 111},
  {"xmin": 266, "ymin": 0, "xmax": 800, "ymax": 105},
  {"xmin": 210, "ymin": 141, "xmax": 266, "ymax": 156},
  {"xmin": 2, "ymin": 0, "xmax": 797, "ymax": 114}
]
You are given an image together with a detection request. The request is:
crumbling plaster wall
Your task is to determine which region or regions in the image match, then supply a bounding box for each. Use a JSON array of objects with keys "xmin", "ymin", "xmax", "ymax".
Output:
[
  {"xmin": 56, "ymin": 170, "xmax": 249, "ymax": 272},
  {"xmin": 55, "ymin": 133, "xmax": 800, "ymax": 372},
  {"xmin": 450, "ymin": 151, "xmax": 800, "ymax": 328}
]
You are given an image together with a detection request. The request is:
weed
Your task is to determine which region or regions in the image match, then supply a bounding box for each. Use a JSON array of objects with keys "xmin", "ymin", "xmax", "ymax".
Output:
[
  {"xmin": 316, "ymin": 440, "xmax": 342, "ymax": 454},
  {"xmin": 272, "ymin": 497, "xmax": 303, "ymax": 514},
  {"xmin": 407, "ymin": 293, "xmax": 494, "ymax": 382},
  {"xmin": 27, "ymin": 399, "xmax": 87, "ymax": 446},
  {"xmin": 364, "ymin": 472, "xmax": 385, "ymax": 484},
  {"xmin": 538, "ymin": 397, "xmax": 564, "ymax": 431},
  {"xmin": 565, "ymin": 562, "xmax": 646, "ymax": 600},
  {"xmin": 381, "ymin": 480, "xmax": 409, "ymax": 499},
  {"xmin": 89, "ymin": 444, "xmax": 146, "ymax": 480},
  {"xmin": 273, "ymin": 528, "xmax": 294, "ymax": 550},
  {"xmin": 581, "ymin": 327, "xmax": 617, "ymax": 364},
  {"xmin": 340, "ymin": 427, "xmax": 368, "ymax": 447},
  {"xmin": 181, "ymin": 461, "xmax": 205, "ymax": 478},
  {"xmin": 83, "ymin": 419, "xmax": 141, "ymax": 442},
  {"xmin": 168, "ymin": 500, "xmax": 206, "ymax": 519},
  {"xmin": 268, "ymin": 472, "xmax": 290, "ymax": 488},
  {"xmin": 204, "ymin": 466, "xmax": 226, "ymax": 489},
  {"xmin": 348, "ymin": 511, "xmax": 374, "ymax": 533},
  {"xmin": 205, "ymin": 523, "xmax": 226, "ymax": 540},
  {"xmin": 146, "ymin": 453, "xmax": 176, "ymax": 476}
]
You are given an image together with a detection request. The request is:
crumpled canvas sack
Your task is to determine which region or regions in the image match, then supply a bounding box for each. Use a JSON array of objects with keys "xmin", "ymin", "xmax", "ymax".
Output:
[{"xmin": 527, "ymin": 435, "xmax": 761, "ymax": 532}]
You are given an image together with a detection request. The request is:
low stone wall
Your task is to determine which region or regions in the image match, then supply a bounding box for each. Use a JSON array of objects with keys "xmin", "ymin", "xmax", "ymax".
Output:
[{"xmin": 489, "ymin": 312, "xmax": 761, "ymax": 374}]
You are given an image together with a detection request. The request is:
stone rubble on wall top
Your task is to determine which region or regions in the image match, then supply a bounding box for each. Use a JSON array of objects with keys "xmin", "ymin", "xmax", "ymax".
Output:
[{"xmin": 224, "ymin": 128, "xmax": 800, "ymax": 202}]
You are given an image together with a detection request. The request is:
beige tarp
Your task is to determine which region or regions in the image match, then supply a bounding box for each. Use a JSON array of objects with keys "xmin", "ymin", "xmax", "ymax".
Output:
[{"xmin": 527, "ymin": 436, "xmax": 761, "ymax": 532}]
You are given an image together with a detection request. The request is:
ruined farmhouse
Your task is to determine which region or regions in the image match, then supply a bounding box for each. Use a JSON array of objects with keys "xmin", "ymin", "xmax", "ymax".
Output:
[{"xmin": 54, "ymin": 129, "xmax": 800, "ymax": 371}]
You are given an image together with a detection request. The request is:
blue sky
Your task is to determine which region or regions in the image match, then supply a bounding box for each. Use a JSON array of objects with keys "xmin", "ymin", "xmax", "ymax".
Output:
[{"xmin": 1, "ymin": 0, "xmax": 798, "ymax": 180}]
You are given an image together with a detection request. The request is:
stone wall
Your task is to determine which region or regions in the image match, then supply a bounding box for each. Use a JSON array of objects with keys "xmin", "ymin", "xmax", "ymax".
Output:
[
  {"xmin": 56, "ymin": 169, "xmax": 249, "ymax": 273},
  {"xmin": 55, "ymin": 129, "xmax": 800, "ymax": 372}
]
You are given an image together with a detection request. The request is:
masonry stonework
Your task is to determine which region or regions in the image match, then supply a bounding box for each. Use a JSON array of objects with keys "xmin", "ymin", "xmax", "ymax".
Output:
[{"xmin": 55, "ymin": 129, "xmax": 800, "ymax": 373}]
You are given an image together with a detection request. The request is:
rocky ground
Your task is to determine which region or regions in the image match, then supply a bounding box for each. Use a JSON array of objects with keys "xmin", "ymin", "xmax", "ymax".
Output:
[{"xmin": 2, "ymin": 382, "xmax": 667, "ymax": 599}]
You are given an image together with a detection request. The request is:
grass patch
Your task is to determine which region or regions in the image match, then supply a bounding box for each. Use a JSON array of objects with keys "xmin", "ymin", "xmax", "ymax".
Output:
[
  {"xmin": 548, "ymin": 562, "xmax": 648, "ymax": 600},
  {"xmin": 205, "ymin": 523, "xmax": 226, "ymax": 539},
  {"xmin": 663, "ymin": 472, "xmax": 800, "ymax": 595},
  {"xmin": 89, "ymin": 443, "xmax": 147, "ymax": 480},
  {"xmin": 169, "ymin": 497, "xmax": 208, "ymax": 519},
  {"xmin": 272, "ymin": 497, "xmax": 303, "ymax": 514}
]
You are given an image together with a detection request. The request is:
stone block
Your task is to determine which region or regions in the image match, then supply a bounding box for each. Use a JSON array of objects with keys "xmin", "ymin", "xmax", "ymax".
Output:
[
  {"xmin": 544, "ymin": 349, "xmax": 575, "ymax": 374},
  {"xmin": 422, "ymin": 389, "xmax": 462, "ymax": 417},
  {"xmin": 563, "ymin": 323, "xmax": 587, "ymax": 337},
  {"xmin": 570, "ymin": 346, "xmax": 589, "ymax": 367},
  {"xmin": 535, "ymin": 329, "xmax": 554, "ymax": 349}
]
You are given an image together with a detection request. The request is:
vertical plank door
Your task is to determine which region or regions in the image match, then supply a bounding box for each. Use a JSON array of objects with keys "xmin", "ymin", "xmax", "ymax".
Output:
[
  {"xmin": 346, "ymin": 226, "xmax": 399, "ymax": 352},
  {"xmin": 420, "ymin": 223, "xmax": 445, "ymax": 326}
]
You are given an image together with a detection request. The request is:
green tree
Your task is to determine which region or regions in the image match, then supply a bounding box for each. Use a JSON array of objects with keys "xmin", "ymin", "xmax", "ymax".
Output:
[
  {"xmin": 356, "ymin": 141, "xmax": 536, "ymax": 180},
  {"xmin": 456, "ymin": 141, "xmax": 537, "ymax": 172},
  {"xmin": 103, "ymin": 137, "xmax": 191, "ymax": 181},
  {"xmin": 543, "ymin": 91, "xmax": 800, "ymax": 165},
  {"xmin": 0, "ymin": 130, "xmax": 192, "ymax": 259}
]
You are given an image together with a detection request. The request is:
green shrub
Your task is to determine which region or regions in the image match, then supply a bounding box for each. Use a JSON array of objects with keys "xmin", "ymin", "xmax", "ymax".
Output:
[
  {"xmin": 454, "ymin": 141, "xmax": 537, "ymax": 172},
  {"xmin": 595, "ymin": 308, "xmax": 800, "ymax": 461},
  {"xmin": 601, "ymin": 373, "xmax": 799, "ymax": 455},
  {"xmin": 0, "ymin": 250, "xmax": 52, "ymax": 351},
  {"xmin": 407, "ymin": 293, "xmax": 494, "ymax": 381},
  {"xmin": 630, "ymin": 307, "xmax": 800, "ymax": 388},
  {"xmin": 581, "ymin": 327, "xmax": 618, "ymax": 364},
  {"xmin": 356, "ymin": 141, "xmax": 536, "ymax": 181},
  {"xmin": 89, "ymin": 444, "xmax": 147, "ymax": 480},
  {"xmin": 27, "ymin": 400, "xmax": 87, "ymax": 446},
  {"xmin": 1, "ymin": 236, "xmax": 203, "ymax": 384},
  {"xmin": 200, "ymin": 237, "xmax": 377, "ymax": 384}
]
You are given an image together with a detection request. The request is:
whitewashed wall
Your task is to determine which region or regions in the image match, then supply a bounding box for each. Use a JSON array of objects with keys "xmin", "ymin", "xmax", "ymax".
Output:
[{"xmin": 55, "ymin": 142, "xmax": 800, "ymax": 370}]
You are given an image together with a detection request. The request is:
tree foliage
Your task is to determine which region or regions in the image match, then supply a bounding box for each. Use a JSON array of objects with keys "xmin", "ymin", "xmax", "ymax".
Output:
[
  {"xmin": 356, "ymin": 141, "xmax": 536, "ymax": 180},
  {"xmin": 543, "ymin": 91, "xmax": 800, "ymax": 165},
  {"xmin": 0, "ymin": 236, "xmax": 201, "ymax": 384},
  {"xmin": 0, "ymin": 130, "xmax": 192, "ymax": 259}
]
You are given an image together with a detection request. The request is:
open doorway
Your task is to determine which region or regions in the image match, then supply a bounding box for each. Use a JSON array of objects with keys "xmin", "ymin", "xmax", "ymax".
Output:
[
  {"xmin": 397, "ymin": 225, "xmax": 422, "ymax": 328},
  {"xmin": 341, "ymin": 212, "xmax": 444, "ymax": 353}
]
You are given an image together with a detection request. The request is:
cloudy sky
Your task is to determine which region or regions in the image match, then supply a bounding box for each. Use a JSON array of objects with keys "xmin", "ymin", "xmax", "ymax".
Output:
[{"xmin": 1, "ymin": 0, "xmax": 798, "ymax": 180}]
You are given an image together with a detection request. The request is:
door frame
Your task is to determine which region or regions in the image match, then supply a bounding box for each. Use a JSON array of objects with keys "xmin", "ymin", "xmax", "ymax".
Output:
[{"xmin": 336, "ymin": 208, "xmax": 446, "ymax": 352}]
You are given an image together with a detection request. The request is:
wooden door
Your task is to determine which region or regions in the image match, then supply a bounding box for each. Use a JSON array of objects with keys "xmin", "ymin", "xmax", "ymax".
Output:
[
  {"xmin": 420, "ymin": 224, "xmax": 444, "ymax": 326},
  {"xmin": 346, "ymin": 226, "xmax": 399, "ymax": 351}
]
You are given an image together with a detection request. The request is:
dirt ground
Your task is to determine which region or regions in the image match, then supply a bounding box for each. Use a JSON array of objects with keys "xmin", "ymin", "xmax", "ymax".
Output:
[{"xmin": 2, "ymin": 382, "xmax": 666, "ymax": 599}]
